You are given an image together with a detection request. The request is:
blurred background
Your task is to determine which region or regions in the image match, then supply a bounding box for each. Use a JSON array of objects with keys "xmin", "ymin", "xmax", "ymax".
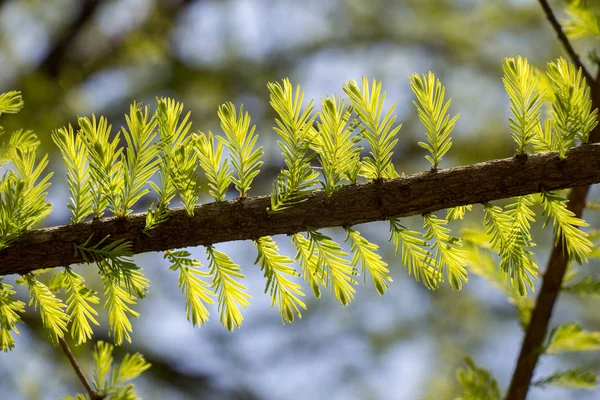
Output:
[{"xmin": 0, "ymin": 0, "xmax": 599, "ymax": 399}]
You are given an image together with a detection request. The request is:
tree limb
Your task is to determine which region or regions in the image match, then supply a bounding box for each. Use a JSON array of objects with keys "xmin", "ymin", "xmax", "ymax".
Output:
[
  {"xmin": 505, "ymin": 3, "xmax": 600, "ymax": 399},
  {"xmin": 505, "ymin": 184, "xmax": 590, "ymax": 400},
  {"xmin": 0, "ymin": 144, "xmax": 599, "ymax": 276},
  {"xmin": 506, "ymin": 132, "xmax": 600, "ymax": 397},
  {"xmin": 537, "ymin": 0, "xmax": 595, "ymax": 85}
]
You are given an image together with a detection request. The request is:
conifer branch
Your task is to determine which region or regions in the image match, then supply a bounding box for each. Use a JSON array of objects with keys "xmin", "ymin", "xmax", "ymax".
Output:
[
  {"xmin": 537, "ymin": 0, "xmax": 595, "ymax": 85},
  {"xmin": 506, "ymin": 3, "xmax": 600, "ymax": 392},
  {"xmin": 0, "ymin": 144, "xmax": 599, "ymax": 277},
  {"xmin": 505, "ymin": 181, "xmax": 593, "ymax": 400}
]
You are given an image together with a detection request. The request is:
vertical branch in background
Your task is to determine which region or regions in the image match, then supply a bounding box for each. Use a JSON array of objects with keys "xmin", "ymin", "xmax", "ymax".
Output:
[
  {"xmin": 536, "ymin": 0, "xmax": 595, "ymax": 84},
  {"xmin": 506, "ymin": 1, "xmax": 599, "ymax": 399},
  {"xmin": 40, "ymin": 0, "xmax": 101, "ymax": 77}
]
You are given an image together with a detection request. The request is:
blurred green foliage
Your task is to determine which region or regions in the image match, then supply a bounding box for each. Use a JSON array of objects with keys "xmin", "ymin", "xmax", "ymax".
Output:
[{"xmin": 1, "ymin": 1, "xmax": 600, "ymax": 400}]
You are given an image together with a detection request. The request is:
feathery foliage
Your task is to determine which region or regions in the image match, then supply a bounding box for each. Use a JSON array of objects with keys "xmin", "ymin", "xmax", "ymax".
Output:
[
  {"xmin": 164, "ymin": 250, "xmax": 214, "ymax": 327},
  {"xmin": 0, "ymin": 91, "xmax": 24, "ymax": 116},
  {"xmin": 563, "ymin": 276, "xmax": 600, "ymax": 297},
  {"xmin": 545, "ymin": 323, "xmax": 600, "ymax": 354},
  {"xmin": 195, "ymin": 131, "xmax": 232, "ymax": 202},
  {"xmin": 546, "ymin": 58, "xmax": 597, "ymax": 157},
  {"xmin": 79, "ymin": 115, "xmax": 122, "ymax": 218},
  {"xmin": 0, "ymin": 49, "xmax": 598, "ymax": 399},
  {"xmin": 0, "ymin": 279, "xmax": 25, "ymax": 351},
  {"xmin": 145, "ymin": 97, "xmax": 193, "ymax": 228},
  {"xmin": 52, "ymin": 125, "xmax": 93, "ymax": 224},
  {"xmin": 291, "ymin": 232, "xmax": 326, "ymax": 299},
  {"xmin": 389, "ymin": 217, "xmax": 441, "ymax": 289},
  {"xmin": 94, "ymin": 340, "xmax": 114, "ymax": 393},
  {"xmin": 117, "ymin": 102, "xmax": 160, "ymax": 217},
  {"xmin": 75, "ymin": 236, "xmax": 148, "ymax": 299},
  {"xmin": 0, "ymin": 130, "xmax": 52, "ymax": 249},
  {"xmin": 254, "ymin": 236, "xmax": 306, "ymax": 323},
  {"xmin": 86, "ymin": 340, "xmax": 150, "ymax": 400},
  {"xmin": 0, "ymin": 129, "xmax": 39, "ymax": 165},
  {"xmin": 563, "ymin": 0, "xmax": 600, "ymax": 39},
  {"xmin": 532, "ymin": 117, "xmax": 559, "ymax": 153},
  {"xmin": 502, "ymin": 57, "xmax": 544, "ymax": 154},
  {"xmin": 206, "ymin": 246, "xmax": 251, "ymax": 331},
  {"xmin": 63, "ymin": 267, "xmax": 100, "ymax": 345},
  {"xmin": 155, "ymin": 97, "xmax": 192, "ymax": 177},
  {"xmin": 462, "ymin": 241, "xmax": 534, "ymax": 328},
  {"xmin": 343, "ymin": 76, "xmax": 400, "ymax": 179},
  {"xmin": 23, "ymin": 273, "xmax": 68, "ymax": 343},
  {"xmin": 75, "ymin": 237, "xmax": 148, "ymax": 345},
  {"xmin": 171, "ymin": 136, "xmax": 202, "ymax": 216},
  {"xmin": 102, "ymin": 275, "xmax": 140, "ymax": 346},
  {"xmin": 306, "ymin": 228, "xmax": 358, "ymax": 306},
  {"xmin": 313, "ymin": 96, "xmax": 361, "ymax": 195},
  {"xmin": 267, "ymin": 79, "xmax": 319, "ymax": 212},
  {"xmin": 534, "ymin": 369, "xmax": 598, "ymax": 390},
  {"xmin": 345, "ymin": 227, "xmax": 392, "ymax": 294},
  {"xmin": 447, "ymin": 205, "xmax": 472, "ymax": 221},
  {"xmin": 483, "ymin": 202, "xmax": 538, "ymax": 296},
  {"xmin": 409, "ymin": 71, "xmax": 459, "ymax": 168},
  {"xmin": 455, "ymin": 357, "xmax": 501, "ymax": 400},
  {"xmin": 506, "ymin": 194, "xmax": 536, "ymax": 239},
  {"xmin": 541, "ymin": 190, "xmax": 592, "ymax": 264},
  {"xmin": 217, "ymin": 102, "xmax": 264, "ymax": 198},
  {"xmin": 423, "ymin": 214, "xmax": 468, "ymax": 290}
]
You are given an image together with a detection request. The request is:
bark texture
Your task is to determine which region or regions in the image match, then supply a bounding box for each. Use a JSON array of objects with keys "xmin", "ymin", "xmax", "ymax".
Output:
[
  {"xmin": 505, "ymin": 2, "xmax": 600, "ymax": 398},
  {"xmin": 1, "ymin": 144, "xmax": 599, "ymax": 276}
]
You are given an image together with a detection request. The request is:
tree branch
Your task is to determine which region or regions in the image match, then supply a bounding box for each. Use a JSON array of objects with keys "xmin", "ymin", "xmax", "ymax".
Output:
[
  {"xmin": 505, "ymin": 184, "xmax": 590, "ymax": 400},
  {"xmin": 505, "ymin": 4, "xmax": 600, "ymax": 399},
  {"xmin": 0, "ymin": 144, "xmax": 599, "ymax": 276},
  {"xmin": 58, "ymin": 337, "xmax": 101, "ymax": 400},
  {"xmin": 537, "ymin": 0, "xmax": 595, "ymax": 85},
  {"xmin": 40, "ymin": 0, "xmax": 101, "ymax": 77},
  {"xmin": 506, "ymin": 143, "xmax": 600, "ymax": 396}
]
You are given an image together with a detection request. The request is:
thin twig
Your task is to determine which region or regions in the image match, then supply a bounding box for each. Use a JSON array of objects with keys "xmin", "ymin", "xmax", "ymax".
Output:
[
  {"xmin": 537, "ymin": 0, "xmax": 595, "ymax": 85},
  {"xmin": 505, "ymin": 3, "xmax": 600, "ymax": 399},
  {"xmin": 58, "ymin": 337, "xmax": 100, "ymax": 400}
]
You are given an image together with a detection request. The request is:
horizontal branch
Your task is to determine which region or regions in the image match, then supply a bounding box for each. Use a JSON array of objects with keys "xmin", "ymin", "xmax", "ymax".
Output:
[{"xmin": 2, "ymin": 144, "xmax": 600, "ymax": 276}]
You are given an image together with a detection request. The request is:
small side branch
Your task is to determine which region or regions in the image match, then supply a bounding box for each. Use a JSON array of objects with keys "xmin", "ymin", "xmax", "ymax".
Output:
[
  {"xmin": 58, "ymin": 337, "xmax": 101, "ymax": 400},
  {"xmin": 537, "ymin": 0, "xmax": 595, "ymax": 85}
]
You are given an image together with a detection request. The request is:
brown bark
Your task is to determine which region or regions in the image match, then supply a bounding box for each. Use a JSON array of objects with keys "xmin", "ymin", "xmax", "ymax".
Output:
[
  {"xmin": 1, "ymin": 144, "xmax": 599, "ymax": 276},
  {"xmin": 505, "ymin": 2, "xmax": 599, "ymax": 398},
  {"xmin": 505, "ymin": 185, "xmax": 589, "ymax": 400},
  {"xmin": 58, "ymin": 337, "xmax": 101, "ymax": 400}
]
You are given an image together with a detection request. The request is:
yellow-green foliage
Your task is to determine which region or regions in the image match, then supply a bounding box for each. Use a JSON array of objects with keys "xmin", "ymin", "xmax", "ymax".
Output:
[{"xmin": 0, "ymin": 58, "xmax": 597, "ymax": 371}]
